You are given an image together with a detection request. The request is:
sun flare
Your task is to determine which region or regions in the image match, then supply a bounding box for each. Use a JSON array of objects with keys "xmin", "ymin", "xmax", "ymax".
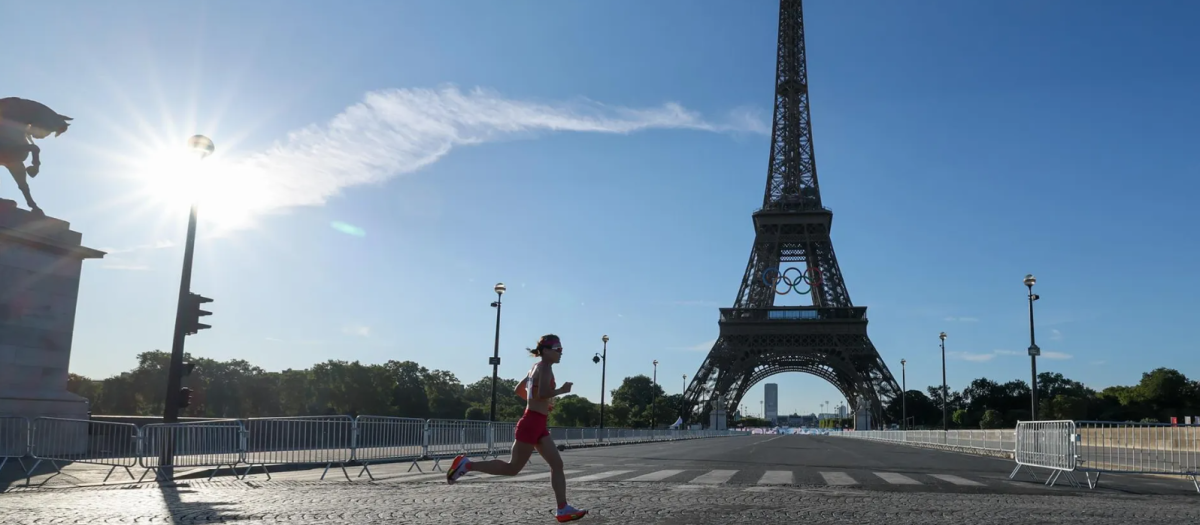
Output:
[{"xmin": 129, "ymin": 140, "xmax": 273, "ymax": 232}]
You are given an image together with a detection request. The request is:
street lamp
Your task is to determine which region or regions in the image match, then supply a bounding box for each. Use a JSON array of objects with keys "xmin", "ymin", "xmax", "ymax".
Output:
[
  {"xmin": 651, "ymin": 360, "xmax": 659, "ymax": 429},
  {"xmin": 593, "ymin": 335, "xmax": 608, "ymax": 429},
  {"xmin": 939, "ymin": 332, "xmax": 948, "ymax": 431},
  {"xmin": 900, "ymin": 358, "xmax": 907, "ymax": 430},
  {"xmin": 488, "ymin": 283, "xmax": 506, "ymax": 422},
  {"xmin": 1025, "ymin": 274, "xmax": 1041, "ymax": 420},
  {"xmin": 161, "ymin": 134, "xmax": 215, "ymax": 478},
  {"xmin": 682, "ymin": 374, "xmax": 687, "ymax": 395}
]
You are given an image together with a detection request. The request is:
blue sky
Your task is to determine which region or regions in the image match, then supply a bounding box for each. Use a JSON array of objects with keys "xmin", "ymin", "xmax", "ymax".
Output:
[{"xmin": 7, "ymin": 0, "xmax": 1198, "ymax": 418}]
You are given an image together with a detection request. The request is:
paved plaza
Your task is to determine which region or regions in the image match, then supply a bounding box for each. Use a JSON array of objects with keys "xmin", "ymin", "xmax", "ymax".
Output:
[{"xmin": 4, "ymin": 435, "xmax": 1199, "ymax": 523}]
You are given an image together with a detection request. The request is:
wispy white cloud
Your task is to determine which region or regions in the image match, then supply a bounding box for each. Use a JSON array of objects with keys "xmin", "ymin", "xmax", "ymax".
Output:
[
  {"xmin": 950, "ymin": 351, "xmax": 998, "ymax": 362},
  {"xmin": 100, "ymin": 264, "xmax": 152, "ymax": 271},
  {"xmin": 99, "ymin": 240, "xmax": 176, "ymax": 270},
  {"xmin": 672, "ymin": 339, "xmax": 717, "ymax": 352},
  {"xmin": 99, "ymin": 240, "xmax": 175, "ymax": 255},
  {"xmin": 1042, "ymin": 351, "xmax": 1072, "ymax": 360},
  {"xmin": 943, "ymin": 316, "xmax": 980, "ymax": 322},
  {"xmin": 222, "ymin": 85, "xmax": 766, "ymax": 221},
  {"xmin": 1050, "ymin": 329, "xmax": 1063, "ymax": 341},
  {"xmin": 672, "ymin": 300, "xmax": 721, "ymax": 307},
  {"xmin": 342, "ymin": 325, "xmax": 371, "ymax": 337},
  {"xmin": 1090, "ymin": 360, "xmax": 1106, "ymax": 366},
  {"xmin": 953, "ymin": 348, "xmax": 1073, "ymax": 362}
]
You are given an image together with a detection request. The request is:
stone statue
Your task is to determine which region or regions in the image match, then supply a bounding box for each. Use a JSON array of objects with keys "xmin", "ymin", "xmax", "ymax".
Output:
[{"xmin": 0, "ymin": 97, "xmax": 73, "ymax": 215}]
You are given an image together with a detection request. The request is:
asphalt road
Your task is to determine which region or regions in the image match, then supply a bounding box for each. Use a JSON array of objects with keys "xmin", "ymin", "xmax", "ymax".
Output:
[{"xmin": 2, "ymin": 434, "xmax": 1198, "ymax": 524}]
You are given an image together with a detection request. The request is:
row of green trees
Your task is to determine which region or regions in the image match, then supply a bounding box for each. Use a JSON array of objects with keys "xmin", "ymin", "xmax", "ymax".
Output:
[
  {"xmin": 67, "ymin": 352, "xmax": 1198, "ymax": 430},
  {"xmin": 883, "ymin": 368, "xmax": 1199, "ymax": 429},
  {"xmin": 67, "ymin": 351, "xmax": 681, "ymax": 429}
]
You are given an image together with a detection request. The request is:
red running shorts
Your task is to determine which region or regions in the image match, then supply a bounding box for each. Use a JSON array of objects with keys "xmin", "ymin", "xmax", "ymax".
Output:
[{"xmin": 514, "ymin": 409, "xmax": 550, "ymax": 445}]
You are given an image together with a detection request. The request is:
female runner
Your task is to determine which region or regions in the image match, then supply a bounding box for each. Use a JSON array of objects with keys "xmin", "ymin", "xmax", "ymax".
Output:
[{"xmin": 446, "ymin": 334, "xmax": 588, "ymax": 522}]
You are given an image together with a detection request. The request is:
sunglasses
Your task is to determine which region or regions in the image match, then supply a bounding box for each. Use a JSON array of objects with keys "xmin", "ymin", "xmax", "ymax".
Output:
[{"xmin": 544, "ymin": 345, "xmax": 563, "ymax": 353}]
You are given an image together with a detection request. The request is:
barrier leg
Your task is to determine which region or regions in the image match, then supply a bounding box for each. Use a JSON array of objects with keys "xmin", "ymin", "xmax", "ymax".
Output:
[
  {"xmin": 358, "ymin": 462, "xmax": 375, "ymax": 480},
  {"xmin": 1190, "ymin": 475, "xmax": 1198, "ymax": 494},
  {"xmin": 208, "ymin": 464, "xmax": 237, "ymax": 481},
  {"xmin": 1085, "ymin": 471, "xmax": 1101, "ymax": 490},
  {"xmin": 407, "ymin": 459, "xmax": 423, "ymax": 473},
  {"xmin": 101, "ymin": 465, "xmax": 136, "ymax": 483}
]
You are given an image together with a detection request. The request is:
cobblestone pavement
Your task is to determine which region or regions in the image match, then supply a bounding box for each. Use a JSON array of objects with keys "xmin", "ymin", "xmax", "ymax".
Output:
[{"xmin": 2, "ymin": 478, "xmax": 1199, "ymax": 524}]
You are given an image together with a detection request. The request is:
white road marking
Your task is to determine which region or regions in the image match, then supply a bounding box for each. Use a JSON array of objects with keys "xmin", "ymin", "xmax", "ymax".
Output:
[
  {"xmin": 820, "ymin": 472, "xmax": 858, "ymax": 485},
  {"xmin": 494, "ymin": 469, "xmax": 581, "ymax": 482},
  {"xmin": 874, "ymin": 472, "xmax": 921, "ymax": 485},
  {"xmin": 757, "ymin": 471, "xmax": 794, "ymax": 485},
  {"xmin": 690, "ymin": 470, "xmax": 738, "ymax": 484},
  {"xmin": 930, "ymin": 474, "xmax": 984, "ymax": 486},
  {"xmin": 627, "ymin": 469, "xmax": 686, "ymax": 482},
  {"xmin": 569, "ymin": 470, "xmax": 635, "ymax": 482}
]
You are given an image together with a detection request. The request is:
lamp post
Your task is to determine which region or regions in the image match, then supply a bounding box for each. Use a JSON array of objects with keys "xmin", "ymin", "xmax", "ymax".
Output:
[
  {"xmin": 593, "ymin": 335, "xmax": 608, "ymax": 429},
  {"xmin": 682, "ymin": 374, "xmax": 687, "ymax": 395},
  {"xmin": 161, "ymin": 135, "xmax": 214, "ymax": 479},
  {"xmin": 651, "ymin": 360, "xmax": 659, "ymax": 429},
  {"xmin": 1025, "ymin": 274, "xmax": 1041, "ymax": 421},
  {"xmin": 488, "ymin": 283, "xmax": 506, "ymax": 422},
  {"xmin": 939, "ymin": 332, "xmax": 948, "ymax": 431},
  {"xmin": 900, "ymin": 358, "xmax": 907, "ymax": 430}
]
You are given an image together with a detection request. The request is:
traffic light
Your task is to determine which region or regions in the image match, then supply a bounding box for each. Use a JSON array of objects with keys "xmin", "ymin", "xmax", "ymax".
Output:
[
  {"xmin": 183, "ymin": 292, "xmax": 213, "ymax": 335},
  {"xmin": 178, "ymin": 387, "xmax": 193, "ymax": 409}
]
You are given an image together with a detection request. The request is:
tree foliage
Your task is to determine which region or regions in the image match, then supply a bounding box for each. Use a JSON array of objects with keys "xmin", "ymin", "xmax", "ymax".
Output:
[
  {"xmin": 884, "ymin": 368, "xmax": 1200, "ymax": 429},
  {"xmin": 69, "ymin": 352, "xmax": 1200, "ymax": 430},
  {"xmin": 68, "ymin": 352, "xmax": 686, "ymax": 428}
]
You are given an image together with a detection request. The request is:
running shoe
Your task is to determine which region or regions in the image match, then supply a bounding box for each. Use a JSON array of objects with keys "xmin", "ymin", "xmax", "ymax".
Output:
[
  {"xmin": 446, "ymin": 454, "xmax": 471, "ymax": 484},
  {"xmin": 555, "ymin": 504, "xmax": 588, "ymax": 522}
]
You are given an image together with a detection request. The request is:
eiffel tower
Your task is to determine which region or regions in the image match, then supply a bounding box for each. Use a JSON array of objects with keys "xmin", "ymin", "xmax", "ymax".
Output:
[{"xmin": 682, "ymin": 0, "xmax": 900, "ymax": 430}]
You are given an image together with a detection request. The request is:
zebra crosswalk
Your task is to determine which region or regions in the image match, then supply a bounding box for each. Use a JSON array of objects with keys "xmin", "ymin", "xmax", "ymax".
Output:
[{"xmin": 395, "ymin": 466, "xmax": 999, "ymax": 490}]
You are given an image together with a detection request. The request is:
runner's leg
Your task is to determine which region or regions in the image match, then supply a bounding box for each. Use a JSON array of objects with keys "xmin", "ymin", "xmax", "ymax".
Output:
[
  {"xmin": 535, "ymin": 435, "xmax": 567, "ymax": 508},
  {"xmin": 468, "ymin": 440, "xmax": 534, "ymax": 476}
]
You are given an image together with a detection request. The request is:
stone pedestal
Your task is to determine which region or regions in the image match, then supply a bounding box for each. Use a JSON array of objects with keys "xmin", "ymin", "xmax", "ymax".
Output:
[
  {"xmin": 709, "ymin": 395, "xmax": 728, "ymax": 431},
  {"xmin": 854, "ymin": 395, "xmax": 873, "ymax": 431},
  {"xmin": 0, "ymin": 199, "xmax": 105, "ymax": 422}
]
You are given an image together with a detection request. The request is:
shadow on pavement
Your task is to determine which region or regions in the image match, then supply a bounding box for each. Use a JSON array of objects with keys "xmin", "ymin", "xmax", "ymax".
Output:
[{"xmin": 157, "ymin": 483, "xmax": 237, "ymax": 524}]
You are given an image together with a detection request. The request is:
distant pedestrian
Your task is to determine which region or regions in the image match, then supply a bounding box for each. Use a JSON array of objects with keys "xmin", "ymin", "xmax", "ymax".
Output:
[{"xmin": 446, "ymin": 334, "xmax": 588, "ymax": 522}]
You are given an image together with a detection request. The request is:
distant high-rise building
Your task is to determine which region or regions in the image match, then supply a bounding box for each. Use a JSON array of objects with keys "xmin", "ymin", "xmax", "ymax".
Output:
[
  {"xmin": 837, "ymin": 404, "xmax": 848, "ymax": 418},
  {"xmin": 764, "ymin": 383, "xmax": 778, "ymax": 424}
]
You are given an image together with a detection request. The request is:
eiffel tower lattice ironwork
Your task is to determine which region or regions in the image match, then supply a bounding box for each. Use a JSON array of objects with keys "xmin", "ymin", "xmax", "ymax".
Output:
[{"xmin": 682, "ymin": 0, "xmax": 901, "ymax": 430}]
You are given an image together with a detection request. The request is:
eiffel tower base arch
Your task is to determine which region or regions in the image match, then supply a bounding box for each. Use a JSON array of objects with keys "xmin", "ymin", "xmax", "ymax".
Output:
[{"xmin": 685, "ymin": 317, "xmax": 898, "ymax": 430}]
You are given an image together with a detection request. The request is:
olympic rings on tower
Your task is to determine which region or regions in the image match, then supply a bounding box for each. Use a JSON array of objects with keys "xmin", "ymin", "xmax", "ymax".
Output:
[{"xmin": 762, "ymin": 266, "xmax": 823, "ymax": 295}]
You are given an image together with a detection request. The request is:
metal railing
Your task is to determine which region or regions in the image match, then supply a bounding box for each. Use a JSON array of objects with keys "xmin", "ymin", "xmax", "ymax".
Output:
[
  {"xmin": 1074, "ymin": 421, "xmax": 1200, "ymax": 492},
  {"xmin": 835, "ymin": 429, "xmax": 1014, "ymax": 458},
  {"xmin": 139, "ymin": 419, "xmax": 244, "ymax": 481},
  {"xmin": 0, "ymin": 416, "xmax": 30, "ymax": 475},
  {"xmin": 1009, "ymin": 420, "xmax": 1081, "ymax": 488},
  {"xmin": 832, "ymin": 421, "xmax": 1200, "ymax": 494},
  {"xmin": 0, "ymin": 414, "xmax": 748, "ymax": 484}
]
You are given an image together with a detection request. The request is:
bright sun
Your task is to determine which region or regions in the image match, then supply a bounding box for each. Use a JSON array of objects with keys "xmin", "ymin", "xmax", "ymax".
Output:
[{"xmin": 130, "ymin": 140, "xmax": 272, "ymax": 232}]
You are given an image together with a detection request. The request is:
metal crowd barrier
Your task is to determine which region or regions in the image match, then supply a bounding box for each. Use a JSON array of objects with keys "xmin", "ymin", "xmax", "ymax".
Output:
[
  {"xmin": 834, "ymin": 429, "xmax": 1015, "ymax": 458},
  {"xmin": 1009, "ymin": 420, "xmax": 1081, "ymax": 487},
  {"xmin": 353, "ymin": 416, "xmax": 426, "ymax": 479},
  {"xmin": 139, "ymin": 419, "xmax": 243, "ymax": 481},
  {"xmin": 241, "ymin": 415, "xmax": 355, "ymax": 481},
  {"xmin": 0, "ymin": 413, "xmax": 748, "ymax": 485},
  {"xmin": 27, "ymin": 417, "xmax": 140, "ymax": 483},
  {"xmin": 0, "ymin": 416, "xmax": 29, "ymax": 475},
  {"xmin": 1074, "ymin": 421, "xmax": 1200, "ymax": 493}
]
